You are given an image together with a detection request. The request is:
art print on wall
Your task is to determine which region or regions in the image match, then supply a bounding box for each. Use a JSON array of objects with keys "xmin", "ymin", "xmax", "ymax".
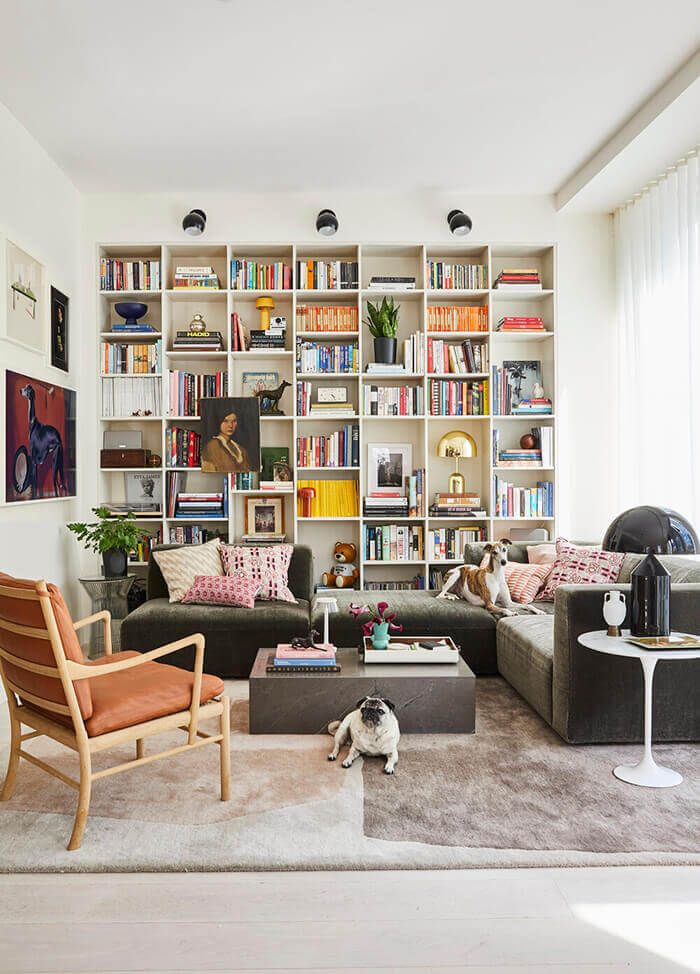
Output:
[
  {"xmin": 6, "ymin": 241, "xmax": 45, "ymax": 356},
  {"xmin": 50, "ymin": 286, "xmax": 69, "ymax": 372},
  {"xmin": 200, "ymin": 396, "xmax": 261, "ymax": 474},
  {"xmin": 5, "ymin": 370, "xmax": 76, "ymax": 502}
]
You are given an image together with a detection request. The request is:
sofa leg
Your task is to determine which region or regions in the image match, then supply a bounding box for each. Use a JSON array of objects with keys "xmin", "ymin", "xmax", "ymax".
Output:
[
  {"xmin": 68, "ymin": 746, "xmax": 92, "ymax": 851},
  {"xmin": 136, "ymin": 739, "xmax": 144, "ymax": 760},
  {"xmin": 220, "ymin": 696, "xmax": 231, "ymax": 802},
  {"xmin": 0, "ymin": 706, "xmax": 21, "ymax": 801}
]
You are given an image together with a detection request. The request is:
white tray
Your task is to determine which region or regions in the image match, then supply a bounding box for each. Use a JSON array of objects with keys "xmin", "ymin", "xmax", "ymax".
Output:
[{"xmin": 362, "ymin": 635, "xmax": 459, "ymax": 664}]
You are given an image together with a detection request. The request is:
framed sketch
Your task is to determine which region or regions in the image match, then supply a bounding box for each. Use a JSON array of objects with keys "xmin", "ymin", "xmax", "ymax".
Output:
[
  {"xmin": 50, "ymin": 286, "xmax": 69, "ymax": 372},
  {"xmin": 367, "ymin": 443, "xmax": 412, "ymax": 495},
  {"xmin": 241, "ymin": 371, "xmax": 278, "ymax": 397},
  {"xmin": 200, "ymin": 396, "xmax": 261, "ymax": 474},
  {"xmin": 503, "ymin": 360, "xmax": 542, "ymax": 405},
  {"xmin": 5, "ymin": 370, "xmax": 76, "ymax": 502},
  {"xmin": 124, "ymin": 470, "xmax": 162, "ymax": 511},
  {"xmin": 245, "ymin": 496, "xmax": 284, "ymax": 537},
  {"xmin": 6, "ymin": 241, "xmax": 45, "ymax": 356}
]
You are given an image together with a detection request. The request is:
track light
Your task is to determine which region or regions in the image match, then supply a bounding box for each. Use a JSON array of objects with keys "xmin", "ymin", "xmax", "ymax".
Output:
[
  {"xmin": 447, "ymin": 209, "xmax": 472, "ymax": 236},
  {"xmin": 182, "ymin": 209, "xmax": 206, "ymax": 236},
  {"xmin": 316, "ymin": 209, "xmax": 338, "ymax": 236}
]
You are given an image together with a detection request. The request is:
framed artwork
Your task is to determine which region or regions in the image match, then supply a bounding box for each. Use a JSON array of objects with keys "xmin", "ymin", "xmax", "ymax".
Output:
[
  {"xmin": 241, "ymin": 371, "xmax": 279, "ymax": 397},
  {"xmin": 367, "ymin": 442, "xmax": 412, "ymax": 496},
  {"xmin": 5, "ymin": 370, "xmax": 76, "ymax": 502},
  {"xmin": 260, "ymin": 446, "xmax": 290, "ymax": 481},
  {"xmin": 50, "ymin": 286, "xmax": 69, "ymax": 372},
  {"xmin": 6, "ymin": 241, "xmax": 45, "ymax": 356},
  {"xmin": 124, "ymin": 470, "xmax": 162, "ymax": 511},
  {"xmin": 200, "ymin": 396, "xmax": 261, "ymax": 474},
  {"xmin": 245, "ymin": 496, "xmax": 284, "ymax": 537},
  {"xmin": 273, "ymin": 459, "xmax": 293, "ymax": 483},
  {"xmin": 503, "ymin": 360, "xmax": 543, "ymax": 405}
]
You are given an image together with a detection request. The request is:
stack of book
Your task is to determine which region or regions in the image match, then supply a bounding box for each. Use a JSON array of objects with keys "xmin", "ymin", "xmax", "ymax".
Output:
[
  {"xmin": 296, "ymin": 259, "xmax": 358, "ymax": 290},
  {"xmin": 430, "ymin": 492, "xmax": 486, "ymax": 518},
  {"xmin": 493, "ymin": 269, "xmax": 542, "ymax": 292},
  {"xmin": 363, "ymin": 470, "xmax": 425, "ymax": 517},
  {"xmin": 429, "ymin": 378, "xmax": 488, "ymax": 416},
  {"xmin": 166, "ymin": 426, "xmax": 201, "ymax": 468},
  {"xmin": 429, "ymin": 525, "xmax": 486, "ymax": 560},
  {"xmin": 366, "ymin": 577, "xmax": 425, "ymax": 591},
  {"xmin": 296, "ymin": 383, "xmax": 355, "ymax": 418},
  {"xmin": 110, "ymin": 321, "xmax": 158, "ymax": 335},
  {"xmin": 402, "ymin": 331, "xmax": 425, "ymax": 372},
  {"xmin": 102, "ymin": 502, "xmax": 161, "ymax": 517},
  {"xmin": 251, "ymin": 318, "xmax": 286, "ymax": 350},
  {"xmin": 367, "ymin": 276, "xmax": 415, "ymax": 291},
  {"xmin": 267, "ymin": 643, "xmax": 339, "ymax": 674},
  {"xmin": 496, "ymin": 448, "xmax": 542, "ymax": 467},
  {"xmin": 102, "ymin": 341, "xmax": 162, "ymax": 374},
  {"xmin": 365, "ymin": 362, "xmax": 406, "ymax": 375},
  {"xmin": 363, "ymin": 384, "xmax": 424, "ymax": 416},
  {"xmin": 512, "ymin": 397, "xmax": 552, "ymax": 416},
  {"xmin": 297, "ymin": 424, "xmax": 359, "ymax": 468},
  {"xmin": 428, "ymin": 338, "xmax": 486, "ymax": 375},
  {"xmin": 296, "ymin": 479, "xmax": 359, "ymax": 518},
  {"xmin": 492, "ymin": 426, "xmax": 553, "ymax": 467},
  {"xmin": 296, "ymin": 304, "xmax": 358, "ymax": 333},
  {"xmin": 234, "ymin": 472, "xmax": 254, "ymax": 490},
  {"xmin": 295, "ymin": 338, "xmax": 358, "ymax": 373},
  {"xmin": 172, "ymin": 266, "xmax": 220, "ymax": 289},
  {"xmin": 230, "ymin": 259, "xmax": 292, "ymax": 290},
  {"xmin": 426, "ymin": 261, "xmax": 487, "ymax": 290},
  {"xmin": 167, "ymin": 370, "xmax": 227, "ymax": 416},
  {"xmin": 172, "ymin": 330, "xmax": 224, "ymax": 352},
  {"xmin": 494, "ymin": 478, "xmax": 553, "ymax": 519},
  {"xmin": 497, "ymin": 315, "xmax": 545, "ymax": 332},
  {"xmin": 100, "ymin": 257, "xmax": 160, "ymax": 292},
  {"xmin": 363, "ymin": 495, "xmax": 409, "ymax": 517},
  {"xmin": 241, "ymin": 532, "xmax": 286, "ymax": 544},
  {"xmin": 167, "ymin": 473, "xmax": 228, "ymax": 518},
  {"xmin": 364, "ymin": 524, "xmax": 424, "ymax": 561},
  {"xmin": 427, "ymin": 306, "xmax": 488, "ymax": 332}
]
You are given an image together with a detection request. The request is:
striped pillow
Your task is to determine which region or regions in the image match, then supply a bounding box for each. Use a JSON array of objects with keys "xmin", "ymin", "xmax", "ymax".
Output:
[
  {"xmin": 153, "ymin": 539, "xmax": 223, "ymax": 603},
  {"xmin": 503, "ymin": 562, "xmax": 552, "ymax": 604},
  {"xmin": 220, "ymin": 544, "xmax": 297, "ymax": 603}
]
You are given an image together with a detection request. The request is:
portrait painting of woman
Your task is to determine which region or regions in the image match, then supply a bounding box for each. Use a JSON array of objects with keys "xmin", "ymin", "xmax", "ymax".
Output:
[{"xmin": 200, "ymin": 397, "xmax": 261, "ymax": 474}]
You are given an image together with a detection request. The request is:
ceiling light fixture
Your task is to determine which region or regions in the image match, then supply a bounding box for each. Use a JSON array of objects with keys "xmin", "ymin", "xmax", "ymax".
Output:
[
  {"xmin": 182, "ymin": 209, "xmax": 207, "ymax": 236},
  {"xmin": 447, "ymin": 209, "xmax": 472, "ymax": 236},
  {"xmin": 316, "ymin": 209, "xmax": 338, "ymax": 236}
]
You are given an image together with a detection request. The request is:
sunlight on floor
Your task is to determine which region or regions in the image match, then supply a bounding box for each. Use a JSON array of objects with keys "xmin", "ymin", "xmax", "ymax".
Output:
[{"xmin": 572, "ymin": 901, "xmax": 700, "ymax": 972}]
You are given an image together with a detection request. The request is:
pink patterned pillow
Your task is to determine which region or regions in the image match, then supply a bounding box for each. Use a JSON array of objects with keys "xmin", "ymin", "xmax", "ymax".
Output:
[
  {"xmin": 181, "ymin": 572, "xmax": 261, "ymax": 609},
  {"xmin": 220, "ymin": 544, "xmax": 297, "ymax": 603},
  {"xmin": 539, "ymin": 538, "xmax": 624, "ymax": 602},
  {"xmin": 503, "ymin": 562, "xmax": 552, "ymax": 604},
  {"xmin": 527, "ymin": 543, "xmax": 556, "ymax": 565}
]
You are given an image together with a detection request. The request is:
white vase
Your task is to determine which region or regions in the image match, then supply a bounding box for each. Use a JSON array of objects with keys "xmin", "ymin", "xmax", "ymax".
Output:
[{"xmin": 603, "ymin": 591, "xmax": 626, "ymax": 636}]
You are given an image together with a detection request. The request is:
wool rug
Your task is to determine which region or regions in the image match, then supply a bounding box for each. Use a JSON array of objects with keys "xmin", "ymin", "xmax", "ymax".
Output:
[{"xmin": 0, "ymin": 678, "xmax": 697, "ymax": 872}]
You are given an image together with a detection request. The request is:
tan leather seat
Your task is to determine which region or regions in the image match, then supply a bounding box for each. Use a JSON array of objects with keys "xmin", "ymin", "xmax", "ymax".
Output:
[{"xmin": 85, "ymin": 651, "xmax": 224, "ymax": 737}]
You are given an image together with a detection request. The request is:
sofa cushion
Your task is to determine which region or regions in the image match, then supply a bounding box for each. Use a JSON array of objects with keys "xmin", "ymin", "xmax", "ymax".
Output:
[
  {"xmin": 618, "ymin": 553, "xmax": 700, "ymax": 584},
  {"xmin": 496, "ymin": 615, "xmax": 554, "ymax": 724},
  {"xmin": 152, "ymin": 539, "xmax": 223, "ymax": 603},
  {"xmin": 85, "ymin": 650, "xmax": 224, "ymax": 737},
  {"xmin": 182, "ymin": 572, "xmax": 261, "ymax": 608},
  {"xmin": 539, "ymin": 539, "xmax": 624, "ymax": 601},
  {"xmin": 220, "ymin": 544, "xmax": 296, "ymax": 603}
]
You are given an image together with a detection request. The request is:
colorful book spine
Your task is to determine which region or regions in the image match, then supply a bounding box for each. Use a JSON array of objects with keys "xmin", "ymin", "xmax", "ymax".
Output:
[
  {"xmin": 296, "ymin": 425, "xmax": 360, "ymax": 468},
  {"xmin": 427, "ymin": 305, "xmax": 488, "ymax": 332},
  {"xmin": 100, "ymin": 258, "xmax": 161, "ymax": 292},
  {"xmin": 167, "ymin": 370, "xmax": 227, "ymax": 417},
  {"xmin": 230, "ymin": 259, "xmax": 292, "ymax": 290},
  {"xmin": 426, "ymin": 262, "xmax": 487, "ymax": 290},
  {"xmin": 101, "ymin": 340, "xmax": 162, "ymax": 375},
  {"xmin": 296, "ymin": 305, "xmax": 358, "ymax": 332},
  {"xmin": 493, "ymin": 477, "xmax": 554, "ymax": 518},
  {"xmin": 295, "ymin": 338, "xmax": 358, "ymax": 374},
  {"xmin": 363, "ymin": 524, "xmax": 424, "ymax": 562},
  {"xmin": 363, "ymin": 385, "xmax": 424, "ymax": 416},
  {"xmin": 295, "ymin": 260, "xmax": 358, "ymax": 290},
  {"xmin": 429, "ymin": 379, "xmax": 489, "ymax": 416},
  {"xmin": 296, "ymin": 479, "xmax": 359, "ymax": 517}
]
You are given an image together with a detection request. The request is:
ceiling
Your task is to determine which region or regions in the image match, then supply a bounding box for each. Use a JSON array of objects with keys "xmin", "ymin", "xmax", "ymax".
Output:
[{"xmin": 1, "ymin": 0, "xmax": 699, "ymax": 201}]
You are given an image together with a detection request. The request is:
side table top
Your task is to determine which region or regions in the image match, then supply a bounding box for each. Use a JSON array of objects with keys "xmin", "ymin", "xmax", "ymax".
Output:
[
  {"xmin": 251, "ymin": 647, "xmax": 474, "ymax": 680},
  {"xmin": 578, "ymin": 629, "xmax": 700, "ymax": 662}
]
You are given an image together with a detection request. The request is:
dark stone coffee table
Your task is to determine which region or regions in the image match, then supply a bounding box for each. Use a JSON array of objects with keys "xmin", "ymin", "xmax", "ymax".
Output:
[{"xmin": 249, "ymin": 647, "xmax": 475, "ymax": 734}]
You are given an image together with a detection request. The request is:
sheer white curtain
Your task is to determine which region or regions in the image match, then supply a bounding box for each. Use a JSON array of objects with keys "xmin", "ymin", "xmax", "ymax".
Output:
[{"xmin": 614, "ymin": 151, "xmax": 700, "ymax": 527}]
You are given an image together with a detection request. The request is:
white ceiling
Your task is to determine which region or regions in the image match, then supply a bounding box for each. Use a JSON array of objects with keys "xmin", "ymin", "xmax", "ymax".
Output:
[{"xmin": 1, "ymin": 0, "xmax": 699, "ymax": 199}]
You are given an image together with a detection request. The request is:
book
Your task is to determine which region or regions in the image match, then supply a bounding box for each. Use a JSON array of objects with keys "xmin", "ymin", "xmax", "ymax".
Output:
[
  {"xmin": 296, "ymin": 304, "xmax": 358, "ymax": 332},
  {"xmin": 426, "ymin": 261, "xmax": 487, "ymax": 290},
  {"xmin": 275, "ymin": 643, "xmax": 336, "ymax": 660},
  {"xmin": 296, "ymin": 337, "xmax": 358, "ymax": 374},
  {"xmin": 266, "ymin": 655, "xmax": 341, "ymax": 674},
  {"xmin": 295, "ymin": 259, "xmax": 358, "ymax": 290},
  {"xmin": 100, "ymin": 257, "xmax": 160, "ymax": 292},
  {"xmin": 230, "ymin": 259, "xmax": 292, "ymax": 291},
  {"xmin": 427, "ymin": 305, "xmax": 488, "ymax": 332},
  {"xmin": 296, "ymin": 479, "xmax": 359, "ymax": 518},
  {"xmin": 429, "ymin": 378, "xmax": 488, "ymax": 416}
]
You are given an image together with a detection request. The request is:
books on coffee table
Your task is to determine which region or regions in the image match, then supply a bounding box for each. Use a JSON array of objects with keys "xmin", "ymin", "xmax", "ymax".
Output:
[{"xmin": 266, "ymin": 643, "xmax": 341, "ymax": 673}]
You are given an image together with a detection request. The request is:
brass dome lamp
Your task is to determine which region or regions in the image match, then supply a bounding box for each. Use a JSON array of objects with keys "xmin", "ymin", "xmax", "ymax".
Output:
[{"xmin": 437, "ymin": 430, "xmax": 477, "ymax": 494}]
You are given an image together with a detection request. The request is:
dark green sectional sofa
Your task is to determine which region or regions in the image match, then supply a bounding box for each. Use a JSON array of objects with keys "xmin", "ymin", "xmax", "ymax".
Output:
[{"xmin": 121, "ymin": 542, "xmax": 700, "ymax": 744}]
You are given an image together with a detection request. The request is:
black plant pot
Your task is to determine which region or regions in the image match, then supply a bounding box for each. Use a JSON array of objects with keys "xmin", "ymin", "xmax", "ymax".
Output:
[
  {"xmin": 630, "ymin": 551, "xmax": 670, "ymax": 637},
  {"xmin": 102, "ymin": 547, "xmax": 128, "ymax": 579},
  {"xmin": 374, "ymin": 337, "xmax": 397, "ymax": 365}
]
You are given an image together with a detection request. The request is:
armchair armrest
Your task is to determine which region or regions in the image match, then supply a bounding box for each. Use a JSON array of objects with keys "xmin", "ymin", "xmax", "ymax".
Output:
[
  {"xmin": 66, "ymin": 633, "xmax": 206, "ymax": 742},
  {"xmin": 73, "ymin": 610, "xmax": 112, "ymax": 655}
]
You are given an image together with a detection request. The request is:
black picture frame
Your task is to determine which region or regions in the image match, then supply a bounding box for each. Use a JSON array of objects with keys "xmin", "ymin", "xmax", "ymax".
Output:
[{"xmin": 50, "ymin": 286, "xmax": 69, "ymax": 372}]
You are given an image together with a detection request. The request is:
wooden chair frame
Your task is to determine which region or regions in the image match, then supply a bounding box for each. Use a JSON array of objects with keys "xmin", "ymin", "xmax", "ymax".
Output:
[{"xmin": 0, "ymin": 580, "xmax": 230, "ymax": 850}]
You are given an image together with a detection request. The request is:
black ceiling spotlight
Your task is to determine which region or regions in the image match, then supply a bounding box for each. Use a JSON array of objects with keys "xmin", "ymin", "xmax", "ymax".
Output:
[
  {"xmin": 182, "ymin": 208, "xmax": 206, "ymax": 236},
  {"xmin": 447, "ymin": 209, "xmax": 472, "ymax": 236},
  {"xmin": 316, "ymin": 209, "xmax": 339, "ymax": 236}
]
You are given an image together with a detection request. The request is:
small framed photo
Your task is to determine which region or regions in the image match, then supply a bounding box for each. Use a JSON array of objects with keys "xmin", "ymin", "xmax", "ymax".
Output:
[
  {"xmin": 367, "ymin": 442, "xmax": 412, "ymax": 495},
  {"xmin": 245, "ymin": 496, "xmax": 284, "ymax": 537},
  {"xmin": 273, "ymin": 459, "xmax": 293, "ymax": 483},
  {"xmin": 50, "ymin": 286, "xmax": 69, "ymax": 372}
]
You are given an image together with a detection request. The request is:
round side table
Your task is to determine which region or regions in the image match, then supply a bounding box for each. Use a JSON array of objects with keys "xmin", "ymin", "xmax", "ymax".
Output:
[
  {"xmin": 578, "ymin": 629, "xmax": 700, "ymax": 788},
  {"xmin": 78, "ymin": 575, "xmax": 135, "ymax": 659}
]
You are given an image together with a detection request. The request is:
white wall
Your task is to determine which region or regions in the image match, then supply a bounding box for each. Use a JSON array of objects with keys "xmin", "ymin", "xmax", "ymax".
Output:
[
  {"xmin": 81, "ymin": 192, "xmax": 617, "ymax": 542},
  {"xmin": 0, "ymin": 102, "xmax": 86, "ymax": 615}
]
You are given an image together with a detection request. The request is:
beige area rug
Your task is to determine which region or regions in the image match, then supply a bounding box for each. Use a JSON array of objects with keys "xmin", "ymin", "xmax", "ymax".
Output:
[{"xmin": 0, "ymin": 679, "xmax": 698, "ymax": 872}]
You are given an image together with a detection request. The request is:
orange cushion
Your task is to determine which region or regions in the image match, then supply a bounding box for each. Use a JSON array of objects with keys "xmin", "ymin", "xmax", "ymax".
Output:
[
  {"xmin": 85, "ymin": 651, "xmax": 224, "ymax": 737},
  {"xmin": 0, "ymin": 572, "xmax": 92, "ymax": 720}
]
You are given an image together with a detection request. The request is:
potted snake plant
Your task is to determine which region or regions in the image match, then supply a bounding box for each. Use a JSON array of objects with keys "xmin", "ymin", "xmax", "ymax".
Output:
[
  {"xmin": 364, "ymin": 296, "xmax": 400, "ymax": 364},
  {"xmin": 67, "ymin": 506, "xmax": 146, "ymax": 578}
]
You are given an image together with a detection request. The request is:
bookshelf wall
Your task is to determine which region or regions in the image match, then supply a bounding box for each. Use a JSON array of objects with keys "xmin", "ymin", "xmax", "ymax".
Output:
[{"xmin": 96, "ymin": 242, "xmax": 556, "ymax": 590}]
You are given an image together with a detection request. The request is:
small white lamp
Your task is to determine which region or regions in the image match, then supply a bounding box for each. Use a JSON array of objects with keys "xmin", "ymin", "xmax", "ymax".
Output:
[{"xmin": 316, "ymin": 596, "xmax": 338, "ymax": 649}]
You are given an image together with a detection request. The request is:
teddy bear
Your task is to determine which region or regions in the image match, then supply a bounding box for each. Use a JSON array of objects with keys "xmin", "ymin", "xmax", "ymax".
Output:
[{"xmin": 322, "ymin": 541, "xmax": 360, "ymax": 589}]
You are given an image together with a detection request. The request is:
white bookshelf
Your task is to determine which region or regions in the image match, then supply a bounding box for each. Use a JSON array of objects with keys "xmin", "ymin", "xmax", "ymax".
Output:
[{"xmin": 96, "ymin": 242, "xmax": 556, "ymax": 591}]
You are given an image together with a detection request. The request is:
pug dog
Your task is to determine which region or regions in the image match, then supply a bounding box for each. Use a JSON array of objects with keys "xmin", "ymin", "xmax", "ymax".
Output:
[{"xmin": 328, "ymin": 696, "xmax": 400, "ymax": 774}]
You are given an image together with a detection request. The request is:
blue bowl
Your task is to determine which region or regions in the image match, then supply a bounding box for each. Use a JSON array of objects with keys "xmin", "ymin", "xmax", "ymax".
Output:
[{"xmin": 115, "ymin": 302, "xmax": 148, "ymax": 327}]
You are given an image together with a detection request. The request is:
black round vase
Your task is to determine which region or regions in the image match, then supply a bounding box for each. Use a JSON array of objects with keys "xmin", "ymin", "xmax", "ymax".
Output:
[
  {"xmin": 630, "ymin": 551, "xmax": 670, "ymax": 637},
  {"xmin": 102, "ymin": 548, "xmax": 127, "ymax": 579},
  {"xmin": 374, "ymin": 337, "xmax": 397, "ymax": 365}
]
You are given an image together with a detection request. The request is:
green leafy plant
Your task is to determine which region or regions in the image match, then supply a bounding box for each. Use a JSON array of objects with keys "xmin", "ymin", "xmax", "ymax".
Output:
[
  {"xmin": 67, "ymin": 506, "xmax": 145, "ymax": 555},
  {"xmin": 364, "ymin": 296, "xmax": 400, "ymax": 338}
]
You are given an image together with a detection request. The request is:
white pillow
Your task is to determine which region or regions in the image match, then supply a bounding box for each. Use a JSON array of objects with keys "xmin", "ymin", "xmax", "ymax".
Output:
[{"xmin": 153, "ymin": 539, "xmax": 223, "ymax": 603}]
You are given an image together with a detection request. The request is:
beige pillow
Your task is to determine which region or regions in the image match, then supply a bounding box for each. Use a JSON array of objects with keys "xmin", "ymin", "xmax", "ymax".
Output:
[
  {"xmin": 153, "ymin": 539, "xmax": 223, "ymax": 603},
  {"xmin": 527, "ymin": 543, "xmax": 556, "ymax": 565}
]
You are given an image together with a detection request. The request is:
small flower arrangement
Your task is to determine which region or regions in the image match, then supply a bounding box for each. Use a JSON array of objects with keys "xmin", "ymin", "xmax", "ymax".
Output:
[{"xmin": 349, "ymin": 600, "xmax": 403, "ymax": 638}]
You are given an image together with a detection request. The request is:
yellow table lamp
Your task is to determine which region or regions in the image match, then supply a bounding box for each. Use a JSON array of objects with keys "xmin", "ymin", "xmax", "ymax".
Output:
[
  {"xmin": 437, "ymin": 430, "xmax": 477, "ymax": 494},
  {"xmin": 255, "ymin": 296, "xmax": 275, "ymax": 331}
]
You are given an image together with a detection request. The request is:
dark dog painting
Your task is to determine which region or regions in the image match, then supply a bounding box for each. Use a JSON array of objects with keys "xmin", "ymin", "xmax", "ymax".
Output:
[{"xmin": 5, "ymin": 370, "xmax": 76, "ymax": 502}]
